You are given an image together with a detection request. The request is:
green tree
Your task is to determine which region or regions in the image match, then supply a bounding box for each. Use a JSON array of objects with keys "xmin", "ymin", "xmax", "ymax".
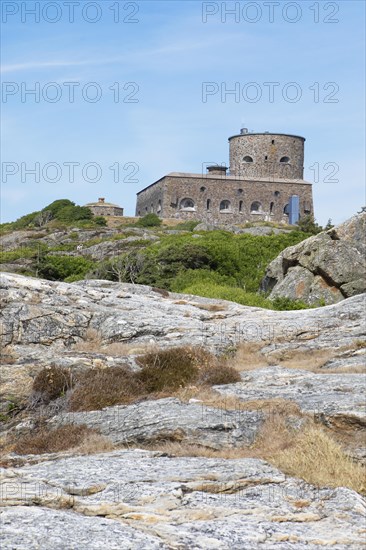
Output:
[{"xmin": 297, "ymin": 215, "xmax": 323, "ymax": 235}]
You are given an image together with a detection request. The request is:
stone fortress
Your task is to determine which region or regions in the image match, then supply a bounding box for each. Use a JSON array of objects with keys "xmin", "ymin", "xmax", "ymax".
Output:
[{"xmin": 135, "ymin": 128, "xmax": 314, "ymax": 225}]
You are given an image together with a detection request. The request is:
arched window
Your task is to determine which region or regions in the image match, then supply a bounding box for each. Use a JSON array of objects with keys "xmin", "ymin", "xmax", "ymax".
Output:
[
  {"xmin": 270, "ymin": 202, "xmax": 274, "ymax": 214},
  {"xmin": 200, "ymin": 186, "xmax": 206, "ymax": 192},
  {"xmin": 220, "ymin": 200, "xmax": 231, "ymax": 212},
  {"xmin": 239, "ymin": 200, "xmax": 243, "ymax": 213},
  {"xmin": 280, "ymin": 156, "xmax": 290, "ymax": 163},
  {"xmin": 250, "ymin": 201, "xmax": 262, "ymax": 213},
  {"xmin": 180, "ymin": 198, "xmax": 195, "ymax": 210},
  {"xmin": 237, "ymin": 188, "xmax": 243, "ymax": 194},
  {"xmin": 145, "ymin": 207, "xmax": 148, "ymax": 212},
  {"xmin": 284, "ymin": 204, "xmax": 290, "ymax": 215},
  {"xmin": 206, "ymin": 199, "xmax": 211, "ymax": 211},
  {"xmin": 274, "ymin": 190, "xmax": 280, "ymax": 197},
  {"xmin": 243, "ymin": 155, "xmax": 253, "ymax": 163}
]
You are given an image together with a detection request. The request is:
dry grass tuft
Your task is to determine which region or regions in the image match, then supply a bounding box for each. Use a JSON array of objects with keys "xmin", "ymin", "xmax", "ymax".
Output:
[
  {"xmin": 230, "ymin": 344, "xmax": 364, "ymax": 374},
  {"xmin": 192, "ymin": 303, "xmax": 227, "ymax": 312},
  {"xmin": 73, "ymin": 327, "xmax": 157, "ymax": 356},
  {"xmin": 229, "ymin": 342, "xmax": 270, "ymax": 372},
  {"xmin": 73, "ymin": 328, "xmax": 102, "ymax": 352},
  {"xmin": 73, "ymin": 432, "xmax": 115, "ymax": 454},
  {"xmin": 143, "ymin": 412, "xmax": 366, "ymax": 495},
  {"xmin": 32, "ymin": 366, "xmax": 73, "ymax": 403},
  {"xmin": 267, "ymin": 348, "xmax": 338, "ymax": 371},
  {"xmin": 68, "ymin": 366, "xmax": 143, "ymax": 412},
  {"xmin": 271, "ymin": 426, "xmax": 366, "ymax": 494},
  {"xmin": 151, "ymin": 287, "xmax": 169, "ymax": 298},
  {"xmin": 13, "ymin": 424, "xmax": 100, "ymax": 455}
]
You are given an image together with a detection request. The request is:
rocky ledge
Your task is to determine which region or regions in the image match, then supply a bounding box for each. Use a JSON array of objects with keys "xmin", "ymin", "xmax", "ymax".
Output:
[{"xmin": 1, "ymin": 450, "xmax": 366, "ymax": 549}]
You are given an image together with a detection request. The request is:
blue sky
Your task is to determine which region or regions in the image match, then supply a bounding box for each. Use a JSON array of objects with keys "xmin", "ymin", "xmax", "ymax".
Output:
[{"xmin": 1, "ymin": 0, "xmax": 365, "ymax": 225}]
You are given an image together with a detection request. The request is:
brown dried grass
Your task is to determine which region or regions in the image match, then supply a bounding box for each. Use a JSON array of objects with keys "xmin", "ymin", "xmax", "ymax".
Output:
[{"xmin": 13, "ymin": 424, "xmax": 99, "ymax": 455}]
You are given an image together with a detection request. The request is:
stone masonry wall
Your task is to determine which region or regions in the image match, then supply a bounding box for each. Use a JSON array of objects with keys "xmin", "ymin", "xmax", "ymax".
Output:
[
  {"xmin": 136, "ymin": 174, "xmax": 313, "ymax": 224},
  {"xmin": 135, "ymin": 179, "xmax": 166, "ymax": 216},
  {"xmin": 229, "ymin": 133, "xmax": 305, "ymax": 180},
  {"xmin": 88, "ymin": 205, "xmax": 124, "ymax": 216}
]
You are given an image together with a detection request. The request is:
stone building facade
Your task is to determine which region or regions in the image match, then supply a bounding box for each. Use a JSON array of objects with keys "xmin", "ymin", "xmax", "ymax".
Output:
[
  {"xmin": 135, "ymin": 129, "xmax": 313, "ymax": 224},
  {"xmin": 85, "ymin": 198, "xmax": 124, "ymax": 217}
]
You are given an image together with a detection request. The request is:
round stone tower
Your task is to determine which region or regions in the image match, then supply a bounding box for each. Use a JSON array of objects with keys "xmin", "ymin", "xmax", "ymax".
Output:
[{"xmin": 229, "ymin": 129, "xmax": 305, "ymax": 180}]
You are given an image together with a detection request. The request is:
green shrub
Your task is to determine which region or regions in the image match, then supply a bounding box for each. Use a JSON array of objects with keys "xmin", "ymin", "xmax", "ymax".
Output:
[
  {"xmin": 271, "ymin": 296, "xmax": 309, "ymax": 310},
  {"xmin": 38, "ymin": 255, "xmax": 93, "ymax": 281},
  {"xmin": 136, "ymin": 213, "xmax": 162, "ymax": 227},
  {"xmin": 174, "ymin": 220, "xmax": 201, "ymax": 231},
  {"xmin": 94, "ymin": 216, "xmax": 107, "ymax": 226},
  {"xmin": 182, "ymin": 282, "xmax": 274, "ymax": 308},
  {"xmin": 170, "ymin": 269, "xmax": 237, "ymax": 293},
  {"xmin": 32, "ymin": 366, "xmax": 73, "ymax": 403},
  {"xmin": 57, "ymin": 205, "xmax": 93, "ymax": 222},
  {"xmin": 42, "ymin": 199, "xmax": 75, "ymax": 218}
]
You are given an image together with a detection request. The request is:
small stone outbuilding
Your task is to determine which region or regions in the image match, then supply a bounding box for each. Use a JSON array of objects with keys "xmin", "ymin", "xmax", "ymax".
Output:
[{"xmin": 85, "ymin": 198, "xmax": 124, "ymax": 217}]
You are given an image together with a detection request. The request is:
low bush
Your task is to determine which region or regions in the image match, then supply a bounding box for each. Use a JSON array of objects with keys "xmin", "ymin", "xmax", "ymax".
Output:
[
  {"xmin": 271, "ymin": 296, "xmax": 309, "ymax": 310},
  {"xmin": 136, "ymin": 213, "xmax": 162, "ymax": 227},
  {"xmin": 66, "ymin": 346, "xmax": 239, "ymax": 411},
  {"xmin": 68, "ymin": 366, "xmax": 143, "ymax": 411},
  {"xmin": 94, "ymin": 216, "xmax": 107, "ymax": 226},
  {"xmin": 181, "ymin": 282, "xmax": 273, "ymax": 309},
  {"xmin": 137, "ymin": 347, "xmax": 202, "ymax": 392},
  {"xmin": 174, "ymin": 220, "xmax": 201, "ymax": 231},
  {"xmin": 13, "ymin": 424, "xmax": 97, "ymax": 455},
  {"xmin": 32, "ymin": 366, "xmax": 73, "ymax": 403},
  {"xmin": 38, "ymin": 255, "xmax": 93, "ymax": 281}
]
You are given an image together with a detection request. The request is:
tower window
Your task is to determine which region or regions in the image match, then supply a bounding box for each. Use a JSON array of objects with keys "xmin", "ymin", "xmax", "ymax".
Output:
[
  {"xmin": 157, "ymin": 200, "xmax": 162, "ymax": 213},
  {"xmin": 237, "ymin": 188, "xmax": 243, "ymax": 194},
  {"xmin": 239, "ymin": 200, "xmax": 243, "ymax": 213},
  {"xmin": 264, "ymin": 155, "xmax": 268, "ymax": 161},
  {"xmin": 250, "ymin": 201, "xmax": 262, "ymax": 213},
  {"xmin": 200, "ymin": 186, "xmax": 206, "ymax": 192},
  {"xmin": 272, "ymin": 140, "xmax": 275, "ymax": 144},
  {"xmin": 270, "ymin": 202, "xmax": 274, "ymax": 214},
  {"xmin": 220, "ymin": 200, "xmax": 231, "ymax": 212},
  {"xmin": 243, "ymin": 155, "xmax": 253, "ymax": 163},
  {"xmin": 280, "ymin": 156, "xmax": 290, "ymax": 163},
  {"xmin": 284, "ymin": 204, "xmax": 290, "ymax": 215},
  {"xmin": 274, "ymin": 190, "xmax": 280, "ymax": 197},
  {"xmin": 207, "ymin": 199, "xmax": 211, "ymax": 211}
]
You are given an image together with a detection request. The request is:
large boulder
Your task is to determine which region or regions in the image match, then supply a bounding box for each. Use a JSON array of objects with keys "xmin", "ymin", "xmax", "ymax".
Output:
[{"xmin": 262, "ymin": 212, "xmax": 366, "ymax": 305}]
